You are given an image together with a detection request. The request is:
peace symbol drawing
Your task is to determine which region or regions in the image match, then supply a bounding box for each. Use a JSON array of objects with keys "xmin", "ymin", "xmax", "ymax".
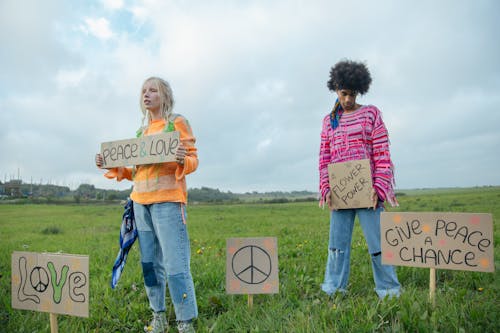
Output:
[
  {"xmin": 226, "ymin": 237, "xmax": 279, "ymax": 295},
  {"xmin": 231, "ymin": 245, "xmax": 272, "ymax": 284},
  {"xmin": 30, "ymin": 266, "xmax": 49, "ymax": 292}
]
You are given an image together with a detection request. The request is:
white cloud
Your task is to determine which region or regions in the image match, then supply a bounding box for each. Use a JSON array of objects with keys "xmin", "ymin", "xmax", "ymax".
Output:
[
  {"xmin": 256, "ymin": 139, "xmax": 272, "ymax": 152},
  {"xmin": 81, "ymin": 17, "xmax": 114, "ymax": 40},
  {"xmin": 102, "ymin": 0, "xmax": 123, "ymax": 10},
  {"xmin": 55, "ymin": 68, "xmax": 88, "ymax": 88},
  {"xmin": 128, "ymin": 5, "xmax": 149, "ymax": 23}
]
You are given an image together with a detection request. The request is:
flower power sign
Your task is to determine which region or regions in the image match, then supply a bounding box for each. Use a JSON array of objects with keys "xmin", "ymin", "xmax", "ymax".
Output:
[
  {"xmin": 11, "ymin": 251, "xmax": 89, "ymax": 317},
  {"xmin": 381, "ymin": 212, "xmax": 494, "ymax": 272},
  {"xmin": 328, "ymin": 159, "xmax": 373, "ymax": 209}
]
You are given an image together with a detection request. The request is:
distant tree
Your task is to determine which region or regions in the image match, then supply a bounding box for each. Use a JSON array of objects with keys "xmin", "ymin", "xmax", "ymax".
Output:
[
  {"xmin": 76, "ymin": 184, "xmax": 96, "ymax": 198},
  {"xmin": 188, "ymin": 187, "xmax": 238, "ymax": 202}
]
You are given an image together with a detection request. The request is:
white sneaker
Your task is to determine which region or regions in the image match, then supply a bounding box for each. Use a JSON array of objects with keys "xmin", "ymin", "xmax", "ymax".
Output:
[
  {"xmin": 144, "ymin": 312, "xmax": 168, "ymax": 333},
  {"xmin": 177, "ymin": 321, "xmax": 195, "ymax": 333}
]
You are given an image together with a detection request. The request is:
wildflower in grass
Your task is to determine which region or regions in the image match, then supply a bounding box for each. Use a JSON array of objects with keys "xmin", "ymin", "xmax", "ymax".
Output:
[
  {"xmin": 196, "ymin": 248, "xmax": 204, "ymax": 255},
  {"xmin": 478, "ymin": 287, "xmax": 484, "ymax": 292}
]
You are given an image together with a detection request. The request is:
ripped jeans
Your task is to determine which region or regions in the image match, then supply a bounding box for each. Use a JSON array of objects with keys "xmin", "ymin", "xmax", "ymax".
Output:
[
  {"xmin": 134, "ymin": 202, "xmax": 198, "ymax": 321},
  {"xmin": 321, "ymin": 207, "xmax": 400, "ymax": 299}
]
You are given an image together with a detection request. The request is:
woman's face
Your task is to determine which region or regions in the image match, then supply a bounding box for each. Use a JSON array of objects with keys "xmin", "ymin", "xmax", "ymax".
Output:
[
  {"xmin": 142, "ymin": 80, "xmax": 162, "ymax": 112},
  {"xmin": 336, "ymin": 89, "xmax": 357, "ymax": 111}
]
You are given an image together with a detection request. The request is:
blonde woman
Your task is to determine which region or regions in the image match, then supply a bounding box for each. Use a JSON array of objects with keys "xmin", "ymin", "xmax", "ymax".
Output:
[{"xmin": 96, "ymin": 77, "xmax": 198, "ymax": 333}]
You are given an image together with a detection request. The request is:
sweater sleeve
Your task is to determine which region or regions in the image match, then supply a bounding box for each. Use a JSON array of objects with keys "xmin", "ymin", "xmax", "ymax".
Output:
[
  {"xmin": 174, "ymin": 116, "xmax": 198, "ymax": 180},
  {"xmin": 370, "ymin": 108, "xmax": 398, "ymax": 207},
  {"xmin": 318, "ymin": 116, "xmax": 331, "ymax": 206},
  {"xmin": 104, "ymin": 167, "xmax": 133, "ymax": 181}
]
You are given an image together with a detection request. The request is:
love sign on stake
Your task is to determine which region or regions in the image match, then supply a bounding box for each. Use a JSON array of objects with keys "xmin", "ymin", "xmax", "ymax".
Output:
[{"xmin": 11, "ymin": 251, "xmax": 89, "ymax": 317}]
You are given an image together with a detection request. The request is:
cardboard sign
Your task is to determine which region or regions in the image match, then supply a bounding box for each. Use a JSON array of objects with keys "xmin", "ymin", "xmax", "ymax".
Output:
[
  {"xmin": 226, "ymin": 237, "xmax": 279, "ymax": 294},
  {"xmin": 328, "ymin": 159, "xmax": 373, "ymax": 209},
  {"xmin": 100, "ymin": 131, "xmax": 180, "ymax": 168},
  {"xmin": 11, "ymin": 252, "xmax": 89, "ymax": 317},
  {"xmin": 381, "ymin": 212, "xmax": 494, "ymax": 272}
]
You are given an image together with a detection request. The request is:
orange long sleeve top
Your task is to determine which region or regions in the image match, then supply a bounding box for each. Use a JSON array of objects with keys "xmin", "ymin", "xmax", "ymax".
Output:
[{"xmin": 104, "ymin": 116, "xmax": 198, "ymax": 204}]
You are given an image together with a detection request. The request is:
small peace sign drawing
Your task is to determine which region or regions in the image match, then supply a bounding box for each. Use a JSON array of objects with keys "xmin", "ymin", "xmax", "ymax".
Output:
[
  {"xmin": 231, "ymin": 245, "xmax": 272, "ymax": 285},
  {"xmin": 30, "ymin": 266, "xmax": 49, "ymax": 293}
]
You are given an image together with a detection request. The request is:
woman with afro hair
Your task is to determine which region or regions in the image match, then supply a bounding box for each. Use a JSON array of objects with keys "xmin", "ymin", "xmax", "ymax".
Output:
[{"xmin": 318, "ymin": 60, "xmax": 401, "ymax": 299}]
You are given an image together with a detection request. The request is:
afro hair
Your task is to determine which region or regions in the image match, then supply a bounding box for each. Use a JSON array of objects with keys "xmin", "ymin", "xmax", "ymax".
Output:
[{"xmin": 327, "ymin": 60, "xmax": 372, "ymax": 95}]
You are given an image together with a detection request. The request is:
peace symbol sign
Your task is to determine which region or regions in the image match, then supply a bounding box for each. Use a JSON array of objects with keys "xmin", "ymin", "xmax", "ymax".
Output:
[
  {"xmin": 30, "ymin": 266, "xmax": 49, "ymax": 292},
  {"xmin": 231, "ymin": 245, "xmax": 272, "ymax": 285}
]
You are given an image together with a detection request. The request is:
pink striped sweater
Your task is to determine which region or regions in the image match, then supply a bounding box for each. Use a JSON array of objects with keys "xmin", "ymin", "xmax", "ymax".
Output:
[{"xmin": 319, "ymin": 105, "xmax": 398, "ymax": 207}]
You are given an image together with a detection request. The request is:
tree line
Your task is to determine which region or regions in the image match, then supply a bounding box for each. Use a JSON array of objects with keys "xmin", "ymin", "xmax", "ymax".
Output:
[{"xmin": 0, "ymin": 182, "xmax": 316, "ymax": 204}]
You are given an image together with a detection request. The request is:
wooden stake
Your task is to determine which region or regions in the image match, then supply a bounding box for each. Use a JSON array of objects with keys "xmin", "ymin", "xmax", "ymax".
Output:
[
  {"xmin": 247, "ymin": 294, "xmax": 253, "ymax": 309},
  {"xmin": 50, "ymin": 313, "xmax": 58, "ymax": 333},
  {"xmin": 429, "ymin": 268, "xmax": 436, "ymax": 306}
]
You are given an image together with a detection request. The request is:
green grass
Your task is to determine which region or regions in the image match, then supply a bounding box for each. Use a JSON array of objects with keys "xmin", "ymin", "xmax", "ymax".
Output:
[{"xmin": 1, "ymin": 187, "xmax": 499, "ymax": 332}]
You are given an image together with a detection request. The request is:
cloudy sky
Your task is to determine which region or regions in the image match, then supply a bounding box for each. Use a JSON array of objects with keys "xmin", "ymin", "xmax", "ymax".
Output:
[{"xmin": 1, "ymin": 0, "xmax": 499, "ymax": 193}]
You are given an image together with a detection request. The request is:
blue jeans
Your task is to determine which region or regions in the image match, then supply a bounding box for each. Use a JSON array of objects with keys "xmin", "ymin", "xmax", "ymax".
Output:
[
  {"xmin": 134, "ymin": 202, "xmax": 198, "ymax": 321},
  {"xmin": 321, "ymin": 207, "xmax": 401, "ymax": 299}
]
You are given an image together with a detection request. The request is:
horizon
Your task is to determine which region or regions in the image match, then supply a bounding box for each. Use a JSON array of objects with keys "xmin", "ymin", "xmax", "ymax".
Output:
[{"xmin": 2, "ymin": 176, "xmax": 499, "ymax": 195}]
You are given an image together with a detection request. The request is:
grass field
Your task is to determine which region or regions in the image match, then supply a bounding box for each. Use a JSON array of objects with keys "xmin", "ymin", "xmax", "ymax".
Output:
[{"xmin": 1, "ymin": 187, "xmax": 499, "ymax": 332}]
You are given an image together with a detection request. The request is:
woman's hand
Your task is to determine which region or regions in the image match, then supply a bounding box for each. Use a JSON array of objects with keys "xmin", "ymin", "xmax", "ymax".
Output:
[
  {"xmin": 326, "ymin": 191, "xmax": 336, "ymax": 211},
  {"xmin": 371, "ymin": 188, "xmax": 378, "ymax": 209},
  {"xmin": 95, "ymin": 153, "xmax": 104, "ymax": 169},
  {"xmin": 176, "ymin": 144, "xmax": 186, "ymax": 165}
]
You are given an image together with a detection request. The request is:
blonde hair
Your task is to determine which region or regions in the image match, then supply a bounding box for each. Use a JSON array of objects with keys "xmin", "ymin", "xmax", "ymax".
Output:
[{"xmin": 139, "ymin": 77, "xmax": 175, "ymax": 130}]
